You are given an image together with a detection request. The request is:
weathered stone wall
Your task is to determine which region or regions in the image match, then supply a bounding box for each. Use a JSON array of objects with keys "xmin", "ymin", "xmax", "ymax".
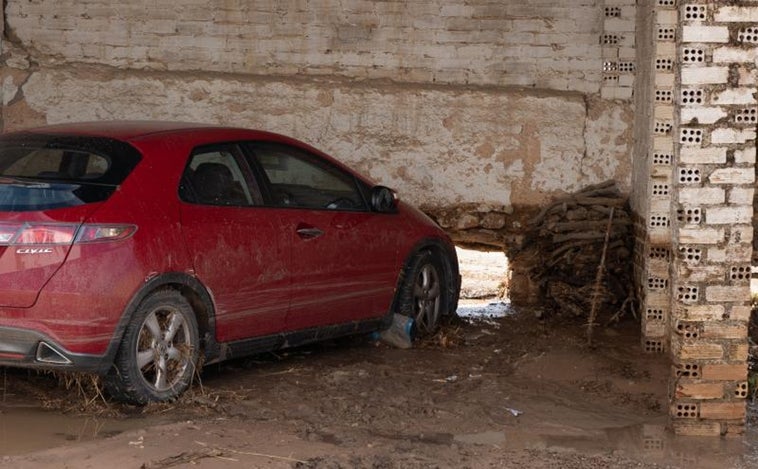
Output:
[{"xmin": 0, "ymin": 0, "xmax": 635, "ymax": 246}]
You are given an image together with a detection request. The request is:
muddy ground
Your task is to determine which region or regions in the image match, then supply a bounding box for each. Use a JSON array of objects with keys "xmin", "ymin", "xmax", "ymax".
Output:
[{"xmin": 1, "ymin": 306, "xmax": 755, "ymax": 469}]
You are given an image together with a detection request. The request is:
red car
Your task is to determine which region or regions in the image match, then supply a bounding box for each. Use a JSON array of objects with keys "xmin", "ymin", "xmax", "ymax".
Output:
[{"xmin": 0, "ymin": 121, "xmax": 459, "ymax": 403}]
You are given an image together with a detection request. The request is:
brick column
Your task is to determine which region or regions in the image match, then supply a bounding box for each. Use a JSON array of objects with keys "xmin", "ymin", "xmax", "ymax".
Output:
[
  {"xmin": 670, "ymin": 1, "xmax": 753, "ymax": 436},
  {"xmin": 639, "ymin": 0, "xmax": 677, "ymax": 357}
]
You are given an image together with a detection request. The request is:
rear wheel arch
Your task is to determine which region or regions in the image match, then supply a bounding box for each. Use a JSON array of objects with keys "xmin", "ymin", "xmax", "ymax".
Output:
[{"xmin": 102, "ymin": 273, "xmax": 219, "ymax": 374}]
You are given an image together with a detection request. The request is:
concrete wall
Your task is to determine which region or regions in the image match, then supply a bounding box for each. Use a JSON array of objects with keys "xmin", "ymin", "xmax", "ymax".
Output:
[{"xmin": 0, "ymin": 0, "xmax": 635, "ymax": 246}]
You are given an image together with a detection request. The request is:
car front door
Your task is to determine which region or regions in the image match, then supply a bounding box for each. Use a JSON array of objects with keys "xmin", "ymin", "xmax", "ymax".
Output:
[
  {"xmin": 179, "ymin": 144, "xmax": 290, "ymax": 342},
  {"xmin": 244, "ymin": 142, "xmax": 400, "ymax": 331}
]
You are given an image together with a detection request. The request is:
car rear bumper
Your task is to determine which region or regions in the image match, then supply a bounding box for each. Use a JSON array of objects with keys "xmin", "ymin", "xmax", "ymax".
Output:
[{"xmin": 0, "ymin": 326, "xmax": 109, "ymax": 374}]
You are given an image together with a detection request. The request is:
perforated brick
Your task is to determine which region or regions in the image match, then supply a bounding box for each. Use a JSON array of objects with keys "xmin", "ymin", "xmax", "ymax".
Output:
[
  {"xmin": 649, "ymin": 214, "xmax": 670, "ymax": 228},
  {"xmin": 605, "ymin": 6, "xmax": 621, "ymax": 18},
  {"xmin": 678, "ymin": 167, "xmax": 701, "ymax": 183},
  {"xmin": 681, "ymin": 88, "xmax": 704, "ymax": 105},
  {"xmin": 643, "ymin": 437, "xmax": 664, "ymax": 451},
  {"xmin": 677, "ymin": 207, "xmax": 701, "ymax": 224},
  {"xmin": 657, "ymin": 26, "xmax": 676, "ymax": 41},
  {"xmin": 674, "ymin": 362, "xmax": 700, "ymax": 378},
  {"xmin": 656, "ymin": 57, "xmax": 674, "ymax": 72},
  {"xmin": 652, "ymin": 183, "xmax": 669, "ymax": 196},
  {"xmin": 648, "ymin": 276, "xmax": 669, "ymax": 290},
  {"xmin": 602, "ymin": 34, "xmax": 621, "ymax": 45},
  {"xmin": 680, "ymin": 128, "xmax": 703, "ymax": 145},
  {"xmin": 676, "ymin": 322, "xmax": 700, "ymax": 339},
  {"xmin": 738, "ymin": 27, "xmax": 758, "ymax": 44},
  {"xmin": 653, "ymin": 152, "xmax": 672, "ymax": 165},
  {"xmin": 649, "ymin": 247, "xmax": 670, "ymax": 260},
  {"xmin": 657, "ymin": 0, "xmax": 675, "ymax": 7},
  {"xmin": 679, "ymin": 246, "xmax": 702, "ymax": 262},
  {"xmin": 645, "ymin": 339, "xmax": 665, "ymax": 353},
  {"xmin": 618, "ymin": 61, "xmax": 635, "ymax": 73},
  {"xmin": 603, "ymin": 60, "xmax": 618, "ymax": 72},
  {"xmin": 655, "ymin": 88, "xmax": 673, "ymax": 103},
  {"xmin": 675, "ymin": 403, "xmax": 699, "ymax": 418},
  {"xmin": 603, "ymin": 74, "xmax": 619, "ymax": 85},
  {"xmin": 677, "ymin": 285, "xmax": 699, "ymax": 302},
  {"xmin": 646, "ymin": 308, "xmax": 665, "ymax": 321},
  {"xmin": 735, "ymin": 382, "xmax": 748, "ymax": 399},
  {"xmin": 682, "ymin": 4, "xmax": 706, "ymax": 22},
  {"xmin": 682, "ymin": 48, "xmax": 705, "ymax": 64},
  {"xmin": 729, "ymin": 266, "xmax": 750, "ymax": 281},
  {"xmin": 655, "ymin": 120, "xmax": 673, "ymax": 135},
  {"xmin": 734, "ymin": 108, "xmax": 757, "ymax": 125}
]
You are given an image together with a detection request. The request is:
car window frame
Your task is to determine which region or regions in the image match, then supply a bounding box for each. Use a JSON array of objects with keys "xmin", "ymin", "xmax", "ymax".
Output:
[
  {"xmin": 241, "ymin": 141, "xmax": 371, "ymax": 213},
  {"xmin": 178, "ymin": 143, "xmax": 264, "ymax": 207}
]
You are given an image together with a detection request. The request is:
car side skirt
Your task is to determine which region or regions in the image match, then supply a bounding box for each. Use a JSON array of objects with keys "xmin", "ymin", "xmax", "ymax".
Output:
[{"xmin": 211, "ymin": 314, "xmax": 392, "ymax": 364}]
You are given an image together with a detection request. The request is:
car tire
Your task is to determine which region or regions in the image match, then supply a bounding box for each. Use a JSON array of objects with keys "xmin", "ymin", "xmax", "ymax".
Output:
[
  {"xmin": 105, "ymin": 290, "xmax": 199, "ymax": 404},
  {"xmin": 397, "ymin": 250, "xmax": 451, "ymax": 338}
]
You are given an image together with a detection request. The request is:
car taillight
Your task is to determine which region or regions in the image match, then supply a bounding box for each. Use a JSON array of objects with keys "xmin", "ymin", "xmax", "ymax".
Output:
[
  {"xmin": 75, "ymin": 225, "xmax": 137, "ymax": 243},
  {"xmin": 0, "ymin": 223, "xmax": 137, "ymax": 246},
  {"xmin": 16, "ymin": 224, "xmax": 78, "ymax": 245}
]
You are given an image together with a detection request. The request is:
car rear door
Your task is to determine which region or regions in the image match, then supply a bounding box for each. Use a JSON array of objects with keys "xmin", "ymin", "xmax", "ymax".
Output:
[
  {"xmin": 243, "ymin": 142, "xmax": 400, "ymax": 331},
  {"xmin": 178, "ymin": 144, "xmax": 289, "ymax": 342}
]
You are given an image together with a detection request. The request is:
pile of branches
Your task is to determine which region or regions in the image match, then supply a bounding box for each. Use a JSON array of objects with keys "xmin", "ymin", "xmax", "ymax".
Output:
[{"xmin": 515, "ymin": 180, "xmax": 634, "ymax": 329}]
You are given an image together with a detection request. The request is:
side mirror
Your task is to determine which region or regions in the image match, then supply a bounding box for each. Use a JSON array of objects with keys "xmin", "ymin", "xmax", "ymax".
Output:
[{"xmin": 370, "ymin": 185, "xmax": 398, "ymax": 213}]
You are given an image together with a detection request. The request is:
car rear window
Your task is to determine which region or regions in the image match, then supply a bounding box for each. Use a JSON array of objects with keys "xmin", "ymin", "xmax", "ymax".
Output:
[{"xmin": 0, "ymin": 134, "xmax": 141, "ymax": 211}]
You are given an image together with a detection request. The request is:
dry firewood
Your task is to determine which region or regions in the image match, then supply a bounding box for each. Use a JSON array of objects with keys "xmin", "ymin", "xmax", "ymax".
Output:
[
  {"xmin": 529, "ymin": 201, "xmax": 566, "ymax": 226},
  {"xmin": 574, "ymin": 196, "xmax": 627, "ymax": 207},
  {"xmin": 587, "ymin": 208, "xmax": 614, "ymax": 347},
  {"xmin": 577, "ymin": 179, "xmax": 617, "ymax": 194},
  {"xmin": 552, "ymin": 230, "xmax": 627, "ymax": 244},
  {"xmin": 548, "ymin": 219, "xmax": 631, "ymax": 233},
  {"xmin": 515, "ymin": 180, "xmax": 632, "ymax": 324}
]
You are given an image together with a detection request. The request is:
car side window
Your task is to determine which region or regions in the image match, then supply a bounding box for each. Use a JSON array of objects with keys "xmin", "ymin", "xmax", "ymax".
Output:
[
  {"xmin": 245, "ymin": 142, "xmax": 367, "ymax": 211},
  {"xmin": 180, "ymin": 145, "xmax": 259, "ymax": 206}
]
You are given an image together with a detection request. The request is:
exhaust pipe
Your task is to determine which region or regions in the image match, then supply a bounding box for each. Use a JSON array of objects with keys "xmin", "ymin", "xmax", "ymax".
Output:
[{"xmin": 36, "ymin": 342, "xmax": 72, "ymax": 365}]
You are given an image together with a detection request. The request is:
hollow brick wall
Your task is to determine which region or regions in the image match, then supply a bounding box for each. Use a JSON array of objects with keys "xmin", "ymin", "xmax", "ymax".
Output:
[{"xmin": 667, "ymin": 0, "xmax": 755, "ymax": 436}]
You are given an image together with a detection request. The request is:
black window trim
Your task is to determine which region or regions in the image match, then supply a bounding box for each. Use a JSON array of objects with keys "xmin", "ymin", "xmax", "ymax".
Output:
[{"xmin": 0, "ymin": 134, "xmax": 142, "ymax": 186}]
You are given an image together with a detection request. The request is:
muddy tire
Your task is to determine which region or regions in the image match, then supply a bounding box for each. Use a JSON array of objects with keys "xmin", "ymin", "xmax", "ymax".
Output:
[
  {"xmin": 397, "ymin": 250, "xmax": 452, "ymax": 338},
  {"xmin": 105, "ymin": 290, "xmax": 199, "ymax": 404}
]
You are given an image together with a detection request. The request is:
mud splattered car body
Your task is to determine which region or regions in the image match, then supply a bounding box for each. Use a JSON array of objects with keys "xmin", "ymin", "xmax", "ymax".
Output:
[{"xmin": 0, "ymin": 121, "xmax": 459, "ymax": 403}]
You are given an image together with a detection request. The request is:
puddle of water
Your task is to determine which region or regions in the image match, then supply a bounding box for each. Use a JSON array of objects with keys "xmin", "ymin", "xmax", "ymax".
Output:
[
  {"xmin": 495, "ymin": 420, "xmax": 756, "ymax": 468},
  {"xmin": 0, "ymin": 405, "xmax": 155, "ymax": 456}
]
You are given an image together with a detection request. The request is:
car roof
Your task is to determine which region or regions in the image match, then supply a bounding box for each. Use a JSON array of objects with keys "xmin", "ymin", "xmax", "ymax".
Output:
[
  {"xmin": 13, "ymin": 121, "xmax": 266, "ymax": 141},
  {"xmin": 3, "ymin": 120, "xmax": 372, "ymax": 184}
]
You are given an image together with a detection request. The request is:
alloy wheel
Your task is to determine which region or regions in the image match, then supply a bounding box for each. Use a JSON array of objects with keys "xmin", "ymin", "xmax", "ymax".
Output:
[{"xmin": 135, "ymin": 306, "xmax": 194, "ymax": 392}]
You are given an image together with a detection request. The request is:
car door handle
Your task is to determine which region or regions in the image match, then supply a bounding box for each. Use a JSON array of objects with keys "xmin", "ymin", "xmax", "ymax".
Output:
[{"xmin": 296, "ymin": 226, "xmax": 324, "ymax": 239}]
